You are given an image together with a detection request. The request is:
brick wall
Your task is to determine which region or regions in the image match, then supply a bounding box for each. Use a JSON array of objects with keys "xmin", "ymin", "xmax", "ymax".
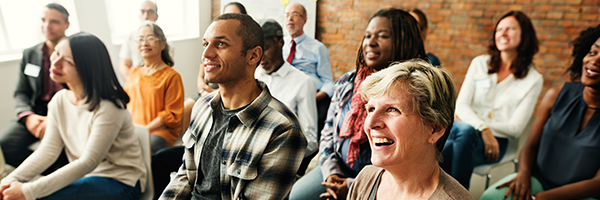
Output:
[{"xmin": 212, "ymin": 0, "xmax": 600, "ymax": 99}]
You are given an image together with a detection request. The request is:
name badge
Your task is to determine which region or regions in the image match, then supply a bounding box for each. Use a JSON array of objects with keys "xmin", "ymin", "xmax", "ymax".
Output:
[
  {"xmin": 475, "ymin": 77, "xmax": 491, "ymax": 89},
  {"xmin": 24, "ymin": 63, "xmax": 41, "ymax": 78}
]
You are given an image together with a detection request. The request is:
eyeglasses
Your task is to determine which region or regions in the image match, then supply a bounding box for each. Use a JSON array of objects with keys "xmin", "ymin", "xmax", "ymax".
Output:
[
  {"xmin": 285, "ymin": 12, "xmax": 303, "ymax": 19},
  {"xmin": 140, "ymin": 9, "xmax": 156, "ymax": 15},
  {"xmin": 137, "ymin": 36, "xmax": 160, "ymax": 43}
]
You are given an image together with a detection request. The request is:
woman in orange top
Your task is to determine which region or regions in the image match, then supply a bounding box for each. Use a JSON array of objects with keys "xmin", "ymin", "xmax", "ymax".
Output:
[{"xmin": 124, "ymin": 21, "xmax": 184, "ymax": 154}]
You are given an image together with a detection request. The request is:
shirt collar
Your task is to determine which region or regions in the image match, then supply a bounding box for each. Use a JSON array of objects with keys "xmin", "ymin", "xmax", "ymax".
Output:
[
  {"xmin": 269, "ymin": 62, "xmax": 294, "ymax": 77},
  {"xmin": 205, "ymin": 80, "xmax": 272, "ymax": 128},
  {"xmin": 291, "ymin": 33, "xmax": 307, "ymax": 44}
]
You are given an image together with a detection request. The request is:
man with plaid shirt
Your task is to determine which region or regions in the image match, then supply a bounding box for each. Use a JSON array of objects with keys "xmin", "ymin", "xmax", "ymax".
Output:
[{"xmin": 159, "ymin": 13, "xmax": 307, "ymax": 200}]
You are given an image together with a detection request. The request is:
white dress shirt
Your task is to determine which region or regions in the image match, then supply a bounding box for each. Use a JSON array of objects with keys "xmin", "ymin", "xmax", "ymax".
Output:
[{"xmin": 255, "ymin": 62, "xmax": 318, "ymax": 157}]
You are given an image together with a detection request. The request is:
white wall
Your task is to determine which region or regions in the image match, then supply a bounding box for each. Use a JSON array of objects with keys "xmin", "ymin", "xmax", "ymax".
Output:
[{"xmin": 0, "ymin": 0, "xmax": 211, "ymax": 128}]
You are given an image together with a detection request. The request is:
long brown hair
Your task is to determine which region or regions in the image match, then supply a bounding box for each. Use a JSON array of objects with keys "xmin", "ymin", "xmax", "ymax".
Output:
[{"xmin": 487, "ymin": 11, "xmax": 538, "ymax": 79}]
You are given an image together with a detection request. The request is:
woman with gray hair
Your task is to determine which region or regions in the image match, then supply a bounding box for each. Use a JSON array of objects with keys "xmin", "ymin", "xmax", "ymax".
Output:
[
  {"xmin": 347, "ymin": 60, "xmax": 473, "ymax": 199},
  {"xmin": 124, "ymin": 21, "xmax": 184, "ymax": 154}
]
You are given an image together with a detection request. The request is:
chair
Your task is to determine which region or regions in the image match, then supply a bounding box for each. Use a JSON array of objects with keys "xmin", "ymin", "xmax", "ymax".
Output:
[
  {"xmin": 473, "ymin": 117, "xmax": 534, "ymax": 189},
  {"xmin": 0, "ymin": 145, "xmax": 5, "ymax": 177},
  {"xmin": 135, "ymin": 125, "xmax": 154, "ymax": 200}
]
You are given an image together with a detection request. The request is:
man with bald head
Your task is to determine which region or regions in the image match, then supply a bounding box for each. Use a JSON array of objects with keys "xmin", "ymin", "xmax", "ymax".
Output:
[
  {"xmin": 119, "ymin": 0, "xmax": 174, "ymax": 79},
  {"xmin": 159, "ymin": 13, "xmax": 306, "ymax": 200},
  {"xmin": 284, "ymin": 2, "xmax": 334, "ymax": 133}
]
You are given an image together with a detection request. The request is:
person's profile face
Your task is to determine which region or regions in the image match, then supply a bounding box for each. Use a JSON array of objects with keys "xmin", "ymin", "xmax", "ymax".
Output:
[
  {"xmin": 139, "ymin": 1, "xmax": 158, "ymax": 22},
  {"xmin": 202, "ymin": 19, "xmax": 248, "ymax": 84},
  {"xmin": 50, "ymin": 40, "xmax": 80, "ymax": 86},
  {"xmin": 223, "ymin": 4, "xmax": 241, "ymax": 14},
  {"xmin": 362, "ymin": 16, "xmax": 393, "ymax": 71},
  {"xmin": 41, "ymin": 8, "xmax": 69, "ymax": 42},
  {"xmin": 259, "ymin": 38, "xmax": 283, "ymax": 74},
  {"xmin": 363, "ymin": 84, "xmax": 433, "ymax": 168}
]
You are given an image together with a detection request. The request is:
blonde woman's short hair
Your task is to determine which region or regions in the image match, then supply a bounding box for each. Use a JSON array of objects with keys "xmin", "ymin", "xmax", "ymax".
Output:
[{"xmin": 360, "ymin": 59, "xmax": 456, "ymax": 155}]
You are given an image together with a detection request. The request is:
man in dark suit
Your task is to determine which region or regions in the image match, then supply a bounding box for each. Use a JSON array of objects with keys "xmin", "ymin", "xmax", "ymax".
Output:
[{"xmin": 0, "ymin": 3, "xmax": 70, "ymax": 170}]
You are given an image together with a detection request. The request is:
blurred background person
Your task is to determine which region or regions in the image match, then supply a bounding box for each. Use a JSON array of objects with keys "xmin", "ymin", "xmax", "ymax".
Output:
[
  {"xmin": 124, "ymin": 22, "xmax": 183, "ymax": 154},
  {"xmin": 222, "ymin": 1, "xmax": 246, "ymax": 14},
  {"xmin": 0, "ymin": 3, "xmax": 71, "ymax": 174},
  {"xmin": 0, "ymin": 32, "xmax": 145, "ymax": 200},
  {"xmin": 289, "ymin": 8, "xmax": 428, "ymax": 200},
  {"xmin": 254, "ymin": 19, "xmax": 319, "ymax": 174},
  {"xmin": 480, "ymin": 24, "xmax": 600, "ymax": 200},
  {"xmin": 347, "ymin": 60, "xmax": 472, "ymax": 200},
  {"xmin": 284, "ymin": 2, "xmax": 334, "ymax": 133},
  {"xmin": 119, "ymin": 0, "xmax": 174, "ymax": 80},
  {"xmin": 408, "ymin": 8, "xmax": 441, "ymax": 67},
  {"xmin": 440, "ymin": 11, "xmax": 543, "ymax": 189}
]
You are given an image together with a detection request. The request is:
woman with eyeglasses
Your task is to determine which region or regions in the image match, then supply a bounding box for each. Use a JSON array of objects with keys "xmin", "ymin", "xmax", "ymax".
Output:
[{"xmin": 124, "ymin": 21, "xmax": 184, "ymax": 154}]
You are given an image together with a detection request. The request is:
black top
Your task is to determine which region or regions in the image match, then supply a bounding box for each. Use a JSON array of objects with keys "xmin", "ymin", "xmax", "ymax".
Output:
[
  {"xmin": 533, "ymin": 82, "xmax": 600, "ymax": 198},
  {"xmin": 192, "ymin": 100, "xmax": 247, "ymax": 200},
  {"xmin": 427, "ymin": 52, "xmax": 441, "ymax": 67}
]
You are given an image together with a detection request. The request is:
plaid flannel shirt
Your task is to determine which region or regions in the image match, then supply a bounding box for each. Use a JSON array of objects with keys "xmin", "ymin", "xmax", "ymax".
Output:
[{"xmin": 159, "ymin": 81, "xmax": 307, "ymax": 200}]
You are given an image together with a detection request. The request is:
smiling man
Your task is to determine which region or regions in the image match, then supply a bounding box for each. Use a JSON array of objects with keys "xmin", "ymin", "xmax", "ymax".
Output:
[
  {"xmin": 159, "ymin": 13, "xmax": 307, "ymax": 200},
  {"xmin": 0, "ymin": 3, "xmax": 69, "ymax": 173}
]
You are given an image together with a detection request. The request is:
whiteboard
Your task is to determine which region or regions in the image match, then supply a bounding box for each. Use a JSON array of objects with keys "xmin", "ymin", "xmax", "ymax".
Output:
[{"xmin": 219, "ymin": 0, "xmax": 317, "ymax": 38}]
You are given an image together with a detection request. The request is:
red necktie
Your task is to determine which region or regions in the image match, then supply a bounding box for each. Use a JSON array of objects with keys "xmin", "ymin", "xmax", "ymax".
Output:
[{"xmin": 287, "ymin": 40, "xmax": 296, "ymax": 63}]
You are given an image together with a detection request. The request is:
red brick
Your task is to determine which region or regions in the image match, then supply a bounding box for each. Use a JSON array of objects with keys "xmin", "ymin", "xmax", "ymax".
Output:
[
  {"xmin": 582, "ymin": 14, "xmax": 597, "ymax": 20},
  {"xmin": 564, "ymin": 13, "xmax": 580, "ymax": 20},
  {"xmin": 565, "ymin": 0, "xmax": 583, "ymax": 4},
  {"xmin": 547, "ymin": 12, "xmax": 564, "ymax": 19}
]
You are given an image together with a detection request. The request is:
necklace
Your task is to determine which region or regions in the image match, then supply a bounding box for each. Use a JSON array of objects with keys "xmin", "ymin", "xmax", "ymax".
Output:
[{"xmin": 588, "ymin": 105, "xmax": 599, "ymax": 109}]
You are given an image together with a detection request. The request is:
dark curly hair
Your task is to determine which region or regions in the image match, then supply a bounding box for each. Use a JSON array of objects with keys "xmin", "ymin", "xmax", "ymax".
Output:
[
  {"xmin": 356, "ymin": 8, "xmax": 428, "ymax": 72},
  {"xmin": 566, "ymin": 24, "xmax": 600, "ymax": 82},
  {"xmin": 487, "ymin": 11, "xmax": 538, "ymax": 79}
]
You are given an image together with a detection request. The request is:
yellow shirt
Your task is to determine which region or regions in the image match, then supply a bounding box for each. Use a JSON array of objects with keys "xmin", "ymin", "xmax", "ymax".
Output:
[{"xmin": 125, "ymin": 66, "xmax": 184, "ymax": 146}]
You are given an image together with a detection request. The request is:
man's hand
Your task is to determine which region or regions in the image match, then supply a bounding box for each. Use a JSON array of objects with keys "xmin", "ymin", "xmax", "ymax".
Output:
[
  {"xmin": 25, "ymin": 114, "xmax": 47, "ymax": 139},
  {"xmin": 35, "ymin": 119, "xmax": 47, "ymax": 140},
  {"xmin": 316, "ymin": 91, "xmax": 328, "ymax": 101},
  {"xmin": 2, "ymin": 182, "xmax": 26, "ymax": 200},
  {"xmin": 319, "ymin": 174, "xmax": 348, "ymax": 200}
]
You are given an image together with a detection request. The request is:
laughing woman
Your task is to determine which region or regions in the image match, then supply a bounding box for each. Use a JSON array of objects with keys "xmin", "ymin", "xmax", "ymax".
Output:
[
  {"xmin": 289, "ymin": 8, "xmax": 429, "ymax": 200},
  {"xmin": 347, "ymin": 60, "xmax": 473, "ymax": 200},
  {"xmin": 0, "ymin": 32, "xmax": 145, "ymax": 200}
]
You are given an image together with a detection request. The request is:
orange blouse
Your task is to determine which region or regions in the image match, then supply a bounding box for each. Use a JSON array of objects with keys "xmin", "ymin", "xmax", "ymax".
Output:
[{"xmin": 124, "ymin": 66, "xmax": 184, "ymax": 146}]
